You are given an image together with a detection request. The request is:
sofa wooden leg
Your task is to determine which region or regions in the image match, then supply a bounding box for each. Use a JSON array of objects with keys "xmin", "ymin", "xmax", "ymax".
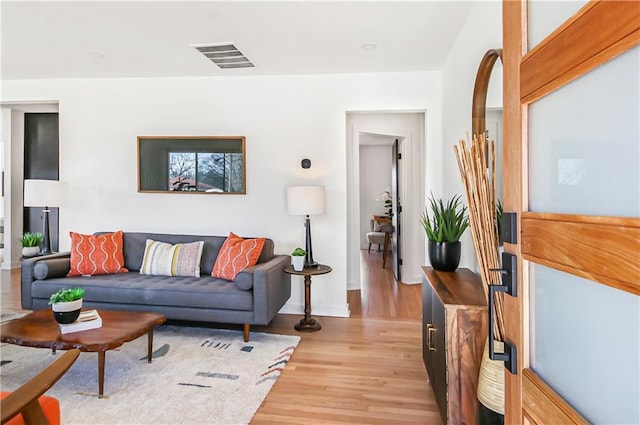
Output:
[
  {"xmin": 367, "ymin": 243, "xmax": 372, "ymax": 253},
  {"xmin": 243, "ymin": 324, "xmax": 250, "ymax": 342}
]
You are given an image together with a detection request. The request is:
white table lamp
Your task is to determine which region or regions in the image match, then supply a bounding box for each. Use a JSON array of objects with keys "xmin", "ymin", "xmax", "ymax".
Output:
[
  {"xmin": 23, "ymin": 179, "xmax": 68, "ymax": 255},
  {"xmin": 287, "ymin": 185, "xmax": 325, "ymax": 268}
]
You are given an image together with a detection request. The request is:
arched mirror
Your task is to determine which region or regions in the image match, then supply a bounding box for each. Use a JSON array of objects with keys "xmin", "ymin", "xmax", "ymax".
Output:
[
  {"xmin": 472, "ymin": 49, "xmax": 503, "ymax": 137},
  {"xmin": 472, "ymin": 48, "xmax": 504, "ymax": 200}
]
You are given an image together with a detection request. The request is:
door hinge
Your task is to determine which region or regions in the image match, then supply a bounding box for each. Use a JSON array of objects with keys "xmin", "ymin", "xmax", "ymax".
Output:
[
  {"xmin": 489, "ymin": 251, "xmax": 518, "ymax": 375},
  {"xmin": 399, "ymin": 258, "xmax": 403, "ymax": 265},
  {"xmin": 397, "ymin": 153, "xmax": 402, "ymax": 160},
  {"xmin": 398, "ymin": 205, "xmax": 402, "ymax": 213}
]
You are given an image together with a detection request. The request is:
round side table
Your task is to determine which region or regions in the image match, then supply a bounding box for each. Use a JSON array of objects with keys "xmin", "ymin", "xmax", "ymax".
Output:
[{"xmin": 283, "ymin": 264, "xmax": 332, "ymax": 332}]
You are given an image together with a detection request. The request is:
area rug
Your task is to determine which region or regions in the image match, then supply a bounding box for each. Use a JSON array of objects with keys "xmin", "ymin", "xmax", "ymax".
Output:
[{"xmin": 0, "ymin": 324, "xmax": 300, "ymax": 424}]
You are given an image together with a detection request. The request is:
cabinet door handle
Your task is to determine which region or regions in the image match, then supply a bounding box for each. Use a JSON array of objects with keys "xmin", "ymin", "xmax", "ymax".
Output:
[{"xmin": 427, "ymin": 324, "xmax": 436, "ymax": 351}]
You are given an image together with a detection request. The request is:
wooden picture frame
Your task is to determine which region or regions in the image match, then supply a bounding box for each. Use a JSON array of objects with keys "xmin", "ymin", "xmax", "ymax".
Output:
[{"xmin": 137, "ymin": 136, "xmax": 246, "ymax": 194}]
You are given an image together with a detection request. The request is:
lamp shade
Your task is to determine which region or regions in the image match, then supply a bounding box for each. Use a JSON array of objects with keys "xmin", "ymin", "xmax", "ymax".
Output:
[
  {"xmin": 287, "ymin": 185, "xmax": 325, "ymax": 216},
  {"xmin": 23, "ymin": 179, "xmax": 68, "ymax": 207}
]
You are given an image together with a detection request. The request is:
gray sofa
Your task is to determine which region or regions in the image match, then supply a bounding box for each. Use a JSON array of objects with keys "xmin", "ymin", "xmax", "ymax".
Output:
[{"xmin": 20, "ymin": 232, "xmax": 291, "ymax": 341}]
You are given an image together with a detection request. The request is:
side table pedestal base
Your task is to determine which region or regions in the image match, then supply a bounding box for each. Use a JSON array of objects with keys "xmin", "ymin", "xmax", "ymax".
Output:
[{"xmin": 295, "ymin": 317, "xmax": 321, "ymax": 332}]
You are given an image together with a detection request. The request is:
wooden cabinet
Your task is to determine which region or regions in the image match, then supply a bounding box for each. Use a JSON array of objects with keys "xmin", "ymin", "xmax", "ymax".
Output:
[{"xmin": 422, "ymin": 267, "xmax": 487, "ymax": 425}]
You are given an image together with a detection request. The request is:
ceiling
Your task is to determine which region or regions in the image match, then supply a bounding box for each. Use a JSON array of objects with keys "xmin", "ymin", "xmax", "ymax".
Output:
[{"xmin": 1, "ymin": 1, "xmax": 473, "ymax": 80}]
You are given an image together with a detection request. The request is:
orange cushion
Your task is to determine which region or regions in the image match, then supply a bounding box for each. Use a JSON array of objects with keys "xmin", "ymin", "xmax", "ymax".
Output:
[
  {"xmin": 67, "ymin": 231, "xmax": 128, "ymax": 277},
  {"xmin": 212, "ymin": 232, "xmax": 265, "ymax": 281},
  {"xmin": 1, "ymin": 392, "xmax": 61, "ymax": 425}
]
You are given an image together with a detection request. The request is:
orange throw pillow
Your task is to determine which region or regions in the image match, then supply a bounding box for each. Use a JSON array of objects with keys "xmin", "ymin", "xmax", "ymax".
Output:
[
  {"xmin": 67, "ymin": 231, "xmax": 128, "ymax": 277},
  {"xmin": 212, "ymin": 232, "xmax": 265, "ymax": 281}
]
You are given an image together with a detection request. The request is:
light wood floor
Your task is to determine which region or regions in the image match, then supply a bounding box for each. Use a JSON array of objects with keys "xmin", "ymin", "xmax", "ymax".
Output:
[{"xmin": 1, "ymin": 250, "xmax": 441, "ymax": 425}]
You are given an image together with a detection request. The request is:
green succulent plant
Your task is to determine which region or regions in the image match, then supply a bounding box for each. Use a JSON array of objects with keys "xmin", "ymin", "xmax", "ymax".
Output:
[
  {"xmin": 48, "ymin": 287, "xmax": 85, "ymax": 304},
  {"xmin": 19, "ymin": 232, "xmax": 44, "ymax": 248},
  {"xmin": 291, "ymin": 247, "xmax": 307, "ymax": 256},
  {"xmin": 420, "ymin": 194, "xmax": 469, "ymax": 243}
]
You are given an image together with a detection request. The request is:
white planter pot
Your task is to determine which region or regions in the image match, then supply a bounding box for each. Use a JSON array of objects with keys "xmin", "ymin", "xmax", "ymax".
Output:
[
  {"xmin": 51, "ymin": 298, "xmax": 83, "ymax": 313},
  {"xmin": 22, "ymin": 246, "xmax": 40, "ymax": 257},
  {"xmin": 291, "ymin": 255, "xmax": 305, "ymax": 272}
]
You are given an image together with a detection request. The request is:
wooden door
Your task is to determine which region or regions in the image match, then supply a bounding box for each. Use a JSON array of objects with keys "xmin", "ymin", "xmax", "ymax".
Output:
[{"xmin": 503, "ymin": 1, "xmax": 640, "ymax": 424}]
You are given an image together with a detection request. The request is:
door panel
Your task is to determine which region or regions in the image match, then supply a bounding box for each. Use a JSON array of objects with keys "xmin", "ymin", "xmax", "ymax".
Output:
[
  {"xmin": 527, "ymin": 1, "xmax": 587, "ymax": 48},
  {"xmin": 503, "ymin": 1, "xmax": 640, "ymax": 424},
  {"xmin": 528, "ymin": 46, "xmax": 639, "ymax": 217},
  {"xmin": 530, "ymin": 264, "xmax": 639, "ymax": 424},
  {"xmin": 432, "ymin": 296, "xmax": 447, "ymax": 422}
]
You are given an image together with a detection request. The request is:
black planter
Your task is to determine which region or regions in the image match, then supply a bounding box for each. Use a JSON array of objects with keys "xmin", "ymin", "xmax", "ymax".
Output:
[
  {"xmin": 428, "ymin": 240, "xmax": 461, "ymax": 272},
  {"xmin": 53, "ymin": 309, "xmax": 81, "ymax": 324},
  {"xmin": 476, "ymin": 401, "xmax": 504, "ymax": 425}
]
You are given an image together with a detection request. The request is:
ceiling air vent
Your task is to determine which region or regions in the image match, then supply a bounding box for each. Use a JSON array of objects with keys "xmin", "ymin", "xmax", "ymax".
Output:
[{"xmin": 192, "ymin": 43, "xmax": 254, "ymax": 69}]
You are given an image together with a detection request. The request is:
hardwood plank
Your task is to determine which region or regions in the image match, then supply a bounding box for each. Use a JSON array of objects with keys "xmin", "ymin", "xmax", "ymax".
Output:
[
  {"xmin": 522, "ymin": 369, "xmax": 588, "ymax": 425},
  {"xmin": 2, "ymin": 253, "xmax": 439, "ymax": 424},
  {"xmin": 521, "ymin": 1, "xmax": 640, "ymax": 104},
  {"xmin": 521, "ymin": 212, "xmax": 640, "ymax": 295},
  {"xmin": 502, "ymin": 0, "xmax": 527, "ymax": 423}
]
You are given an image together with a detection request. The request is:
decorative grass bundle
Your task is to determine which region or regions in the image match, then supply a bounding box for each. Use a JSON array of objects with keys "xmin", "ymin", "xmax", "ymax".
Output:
[{"xmin": 454, "ymin": 133, "xmax": 505, "ymax": 341}]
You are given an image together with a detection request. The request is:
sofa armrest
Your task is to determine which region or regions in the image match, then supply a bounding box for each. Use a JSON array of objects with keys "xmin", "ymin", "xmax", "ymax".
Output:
[
  {"xmin": 244, "ymin": 254, "xmax": 291, "ymax": 324},
  {"xmin": 21, "ymin": 252, "xmax": 71, "ymax": 310}
]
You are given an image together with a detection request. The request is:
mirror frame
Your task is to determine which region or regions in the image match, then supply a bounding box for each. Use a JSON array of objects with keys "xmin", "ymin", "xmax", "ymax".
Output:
[
  {"xmin": 137, "ymin": 135, "xmax": 247, "ymax": 194},
  {"xmin": 472, "ymin": 49, "xmax": 503, "ymax": 137}
]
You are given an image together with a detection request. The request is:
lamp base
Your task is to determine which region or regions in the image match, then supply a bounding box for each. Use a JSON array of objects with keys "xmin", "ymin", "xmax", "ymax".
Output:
[
  {"xmin": 304, "ymin": 261, "xmax": 318, "ymax": 268},
  {"xmin": 41, "ymin": 208, "xmax": 52, "ymax": 255}
]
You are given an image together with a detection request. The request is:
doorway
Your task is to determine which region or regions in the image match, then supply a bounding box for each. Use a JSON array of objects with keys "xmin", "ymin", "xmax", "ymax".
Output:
[
  {"xmin": 346, "ymin": 111, "xmax": 425, "ymax": 292},
  {"xmin": 358, "ymin": 133, "xmax": 402, "ymax": 280},
  {"xmin": 1, "ymin": 102, "xmax": 59, "ymax": 269}
]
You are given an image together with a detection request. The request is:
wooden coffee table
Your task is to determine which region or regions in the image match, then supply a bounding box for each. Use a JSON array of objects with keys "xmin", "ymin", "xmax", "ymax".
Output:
[{"xmin": 0, "ymin": 309, "xmax": 166, "ymax": 398}]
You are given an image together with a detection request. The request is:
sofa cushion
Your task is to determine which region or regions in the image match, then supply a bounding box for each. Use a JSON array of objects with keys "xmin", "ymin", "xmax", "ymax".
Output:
[
  {"xmin": 212, "ymin": 233, "xmax": 265, "ymax": 281},
  {"xmin": 31, "ymin": 273, "xmax": 253, "ymax": 311},
  {"xmin": 67, "ymin": 231, "xmax": 128, "ymax": 277},
  {"xmin": 112, "ymin": 233, "xmax": 275, "ymax": 275},
  {"xmin": 140, "ymin": 240, "xmax": 204, "ymax": 277}
]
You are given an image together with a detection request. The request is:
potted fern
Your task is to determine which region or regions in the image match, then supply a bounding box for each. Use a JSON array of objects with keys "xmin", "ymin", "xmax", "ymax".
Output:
[
  {"xmin": 49, "ymin": 287, "xmax": 85, "ymax": 324},
  {"xmin": 19, "ymin": 232, "xmax": 43, "ymax": 257},
  {"xmin": 420, "ymin": 194, "xmax": 469, "ymax": 271}
]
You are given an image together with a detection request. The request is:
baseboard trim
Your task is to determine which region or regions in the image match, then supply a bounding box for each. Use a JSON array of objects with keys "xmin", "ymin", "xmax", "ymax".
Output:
[{"xmin": 279, "ymin": 302, "xmax": 350, "ymax": 318}]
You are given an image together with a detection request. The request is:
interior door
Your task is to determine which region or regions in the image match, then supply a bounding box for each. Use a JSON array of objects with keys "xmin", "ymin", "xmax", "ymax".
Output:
[
  {"xmin": 391, "ymin": 139, "xmax": 401, "ymax": 281},
  {"xmin": 503, "ymin": 1, "xmax": 640, "ymax": 424}
]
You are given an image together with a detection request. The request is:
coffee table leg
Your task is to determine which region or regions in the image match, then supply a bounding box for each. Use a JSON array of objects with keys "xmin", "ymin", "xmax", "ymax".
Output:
[
  {"xmin": 147, "ymin": 330, "xmax": 153, "ymax": 363},
  {"xmin": 98, "ymin": 351, "xmax": 105, "ymax": 398}
]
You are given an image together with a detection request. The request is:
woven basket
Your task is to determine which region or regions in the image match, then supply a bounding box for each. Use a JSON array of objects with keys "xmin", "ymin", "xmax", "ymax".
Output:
[{"xmin": 477, "ymin": 337, "xmax": 505, "ymax": 415}]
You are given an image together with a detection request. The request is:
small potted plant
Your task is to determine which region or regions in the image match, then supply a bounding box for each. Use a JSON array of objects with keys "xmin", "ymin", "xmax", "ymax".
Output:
[
  {"xmin": 420, "ymin": 193, "xmax": 469, "ymax": 271},
  {"xmin": 291, "ymin": 247, "xmax": 307, "ymax": 272},
  {"xmin": 49, "ymin": 287, "xmax": 85, "ymax": 324},
  {"xmin": 19, "ymin": 232, "xmax": 43, "ymax": 257}
]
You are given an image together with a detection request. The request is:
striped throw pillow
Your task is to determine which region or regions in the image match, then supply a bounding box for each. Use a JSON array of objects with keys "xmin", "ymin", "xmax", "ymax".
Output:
[
  {"xmin": 67, "ymin": 231, "xmax": 128, "ymax": 277},
  {"xmin": 212, "ymin": 232, "xmax": 265, "ymax": 281},
  {"xmin": 140, "ymin": 239, "xmax": 205, "ymax": 277}
]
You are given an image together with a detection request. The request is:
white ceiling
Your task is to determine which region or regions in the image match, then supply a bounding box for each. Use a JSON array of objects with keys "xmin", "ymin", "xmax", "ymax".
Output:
[{"xmin": 1, "ymin": 1, "xmax": 473, "ymax": 80}]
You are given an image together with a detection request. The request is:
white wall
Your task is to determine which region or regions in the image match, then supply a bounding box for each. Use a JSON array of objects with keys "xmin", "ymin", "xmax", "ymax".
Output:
[
  {"xmin": 359, "ymin": 145, "xmax": 392, "ymax": 248},
  {"xmin": 440, "ymin": 1, "xmax": 502, "ymax": 272},
  {"xmin": 1, "ymin": 71, "xmax": 441, "ymax": 316}
]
